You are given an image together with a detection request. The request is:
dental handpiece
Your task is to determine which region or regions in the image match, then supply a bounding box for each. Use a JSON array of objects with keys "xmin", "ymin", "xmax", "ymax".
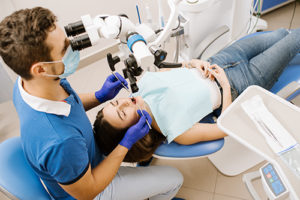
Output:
[{"xmin": 111, "ymin": 72, "xmax": 152, "ymax": 129}]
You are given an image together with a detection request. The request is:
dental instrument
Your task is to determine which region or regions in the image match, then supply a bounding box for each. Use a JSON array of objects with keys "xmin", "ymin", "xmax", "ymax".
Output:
[
  {"xmin": 113, "ymin": 72, "xmax": 152, "ymax": 129},
  {"xmin": 105, "ymin": 52, "xmax": 151, "ymax": 129},
  {"xmin": 112, "ymin": 72, "xmax": 152, "ymax": 129},
  {"xmin": 111, "ymin": 70, "xmax": 151, "ymax": 129},
  {"xmin": 254, "ymin": 116, "xmax": 283, "ymax": 148},
  {"xmin": 111, "ymin": 71, "xmax": 131, "ymax": 93},
  {"xmin": 136, "ymin": 103, "xmax": 152, "ymax": 130},
  {"xmin": 218, "ymin": 86, "xmax": 300, "ymax": 200},
  {"xmin": 241, "ymin": 95, "xmax": 297, "ymax": 155},
  {"xmin": 128, "ymin": 92, "xmax": 152, "ymax": 130},
  {"xmin": 127, "ymin": 92, "xmax": 152, "ymax": 130}
]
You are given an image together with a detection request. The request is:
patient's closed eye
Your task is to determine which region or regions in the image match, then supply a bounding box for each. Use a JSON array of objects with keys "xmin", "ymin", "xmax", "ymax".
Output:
[{"xmin": 110, "ymin": 100, "xmax": 119, "ymax": 107}]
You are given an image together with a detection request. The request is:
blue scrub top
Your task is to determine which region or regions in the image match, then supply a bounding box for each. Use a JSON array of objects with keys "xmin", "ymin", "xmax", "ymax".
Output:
[{"xmin": 13, "ymin": 78, "xmax": 103, "ymax": 200}]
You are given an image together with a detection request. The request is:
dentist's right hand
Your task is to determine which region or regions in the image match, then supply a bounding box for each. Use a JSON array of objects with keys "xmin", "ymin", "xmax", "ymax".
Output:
[
  {"xmin": 119, "ymin": 110, "xmax": 152, "ymax": 150},
  {"xmin": 95, "ymin": 72, "xmax": 128, "ymax": 103}
]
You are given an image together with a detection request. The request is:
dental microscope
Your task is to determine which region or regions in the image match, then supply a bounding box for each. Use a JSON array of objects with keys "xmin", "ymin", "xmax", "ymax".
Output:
[
  {"xmin": 63, "ymin": 0, "xmax": 258, "ymax": 93},
  {"xmin": 64, "ymin": 8, "xmax": 182, "ymax": 93}
]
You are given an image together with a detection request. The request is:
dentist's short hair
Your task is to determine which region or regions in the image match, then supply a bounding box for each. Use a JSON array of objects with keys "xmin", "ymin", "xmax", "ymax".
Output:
[{"xmin": 0, "ymin": 7, "xmax": 57, "ymax": 80}]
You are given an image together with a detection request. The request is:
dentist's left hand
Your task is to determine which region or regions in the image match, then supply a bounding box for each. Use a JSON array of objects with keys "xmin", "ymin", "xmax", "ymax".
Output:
[
  {"xmin": 119, "ymin": 110, "xmax": 153, "ymax": 150},
  {"xmin": 95, "ymin": 72, "xmax": 128, "ymax": 103}
]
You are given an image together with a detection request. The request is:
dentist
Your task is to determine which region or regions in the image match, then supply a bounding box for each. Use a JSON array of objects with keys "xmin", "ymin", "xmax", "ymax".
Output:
[{"xmin": 0, "ymin": 7, "xmax": 183, "ymax": 200}]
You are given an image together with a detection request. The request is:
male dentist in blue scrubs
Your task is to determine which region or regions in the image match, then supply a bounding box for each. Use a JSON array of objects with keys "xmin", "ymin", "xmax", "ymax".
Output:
[{"xmin": 0, "ymin": 7, "xmax": 183, "ymax": 200}]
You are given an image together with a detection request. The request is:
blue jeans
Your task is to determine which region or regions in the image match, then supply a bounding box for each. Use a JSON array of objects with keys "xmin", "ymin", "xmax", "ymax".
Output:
[{"xmin": 207, "ymin": 28, "xmax": 300, "ymax": 100}]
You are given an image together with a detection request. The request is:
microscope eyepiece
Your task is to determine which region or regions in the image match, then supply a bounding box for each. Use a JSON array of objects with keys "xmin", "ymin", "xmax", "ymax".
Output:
[
  {"xmin": 69, "ymin": 34, "xmax": 92, "ymax": 51},
  {"xmin": 64, "ymin": 20, "xmax": 86, "ymax": 37}
]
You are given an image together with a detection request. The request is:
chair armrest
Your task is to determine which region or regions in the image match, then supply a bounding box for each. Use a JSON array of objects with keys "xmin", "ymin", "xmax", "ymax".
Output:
[
  {"xmin": 153, "ymin": 139, "xmax": 224, "ymax": 160},
  {"xmin": 276, "ymin": 81, "xmax": 300, "ymax": 100},
  {"xmin": 195, "ymin": 25, "xmax": 230, "ymax": 59}
]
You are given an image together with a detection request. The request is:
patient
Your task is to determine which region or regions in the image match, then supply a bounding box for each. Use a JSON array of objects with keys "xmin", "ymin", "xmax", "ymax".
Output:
[{"xmin": 94, "ymin": 28, "xmax": 300, "ymax": 162}]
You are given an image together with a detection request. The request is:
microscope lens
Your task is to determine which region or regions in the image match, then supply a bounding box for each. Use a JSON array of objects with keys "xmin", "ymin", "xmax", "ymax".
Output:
[
  {"xmin": 70, "ymin": 34, "xmax": 92, "ymax": 51},
  {"xmin": 64, "ymin": 20, "xmax": 86, "ymax": 37}
]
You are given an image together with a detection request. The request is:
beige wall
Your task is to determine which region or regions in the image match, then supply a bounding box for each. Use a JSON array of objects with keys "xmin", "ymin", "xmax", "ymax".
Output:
[
  {"xmin": 0, "ymin": 0, "xmax": 15, "ymax": 20},
  {"xmin": 0, "ymin": 1, "xmax": 18, "ymax": 82},
  {"xmin": 0, "ymin": 0, "xmax": 162, "ymax": 28}
]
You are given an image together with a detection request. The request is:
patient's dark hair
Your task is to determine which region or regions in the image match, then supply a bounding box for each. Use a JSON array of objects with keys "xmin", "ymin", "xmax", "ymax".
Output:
[{"xmin": 93, "ymin": 108, "xmax": 166, "ymax": 163}]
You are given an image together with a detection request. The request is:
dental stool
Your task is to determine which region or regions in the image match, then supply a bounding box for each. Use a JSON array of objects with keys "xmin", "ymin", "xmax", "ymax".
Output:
[
  {"xmin": 0, "ymin": 137, "xmax": 51, "ymax": 200},
  {"xmin": 153, "ymin": 31, "xmax": 300, "ymax": 176}
]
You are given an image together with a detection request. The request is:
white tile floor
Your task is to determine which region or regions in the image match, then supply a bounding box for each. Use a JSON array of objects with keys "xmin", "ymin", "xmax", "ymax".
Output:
[{"xmin": 1, "ymin": 2, "xmax": 300, "ymax": 200}]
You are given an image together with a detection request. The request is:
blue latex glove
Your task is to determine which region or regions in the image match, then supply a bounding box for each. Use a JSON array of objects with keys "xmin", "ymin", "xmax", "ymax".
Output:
[
  {"xmin": 95, "ymin": 72, "xmax": 128, "ymax": 103},
  {"xmin": 120, "ymin": 110, "xmax": 153, "ymax": 150}
]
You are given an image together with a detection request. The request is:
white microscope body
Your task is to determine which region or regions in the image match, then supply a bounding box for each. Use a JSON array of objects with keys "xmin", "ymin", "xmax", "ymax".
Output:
[
  {"xmin": 177, "ymin": 0, "xmax": 265, "ymax": 61},
  {"xmin": 65, "ymin": 14, "xmax": 157, "ymax": 69}
]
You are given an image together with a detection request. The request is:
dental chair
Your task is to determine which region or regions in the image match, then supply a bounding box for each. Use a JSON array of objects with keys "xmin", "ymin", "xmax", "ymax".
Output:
[
  {"xmin": 153, "ymin": 31, "xmax": 300, "ymax": 175},
  {"xmin": 0, "ymin": 137, "xmax": 51, "ymax": 200},
  {"xmin": 0, "ymin": 137, "xmax": 186, "ymax": 200},
  {"xmin": 0, "ymin": 33, "xmax": 299, "ymax": 199}
]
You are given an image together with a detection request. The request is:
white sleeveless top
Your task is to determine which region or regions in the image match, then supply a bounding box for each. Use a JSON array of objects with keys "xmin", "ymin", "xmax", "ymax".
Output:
[{"xmin": 190, "ymin": 68, "xmax": 222, "ymax": 110}]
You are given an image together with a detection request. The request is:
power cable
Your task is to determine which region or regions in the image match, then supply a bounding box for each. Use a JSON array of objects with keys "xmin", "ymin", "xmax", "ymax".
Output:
[
  {"xmin": 289, "ymin": 1, "xmax": 297, "ymax": 30},
  {"xmin": 249, "ymin": 0, "xmax": 261, "ymax": 34}
]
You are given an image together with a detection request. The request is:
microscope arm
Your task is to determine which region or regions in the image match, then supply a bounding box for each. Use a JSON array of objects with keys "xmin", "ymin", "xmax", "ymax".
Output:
[
  {"xmin": 194, "ymin": 25, "xmax": 230, "ymax": 60},
  {"xmin": 149, "ymin": 0, "xmax": 182, "ymax": 48},
  {"xmin": 157, "ymin": 62, "xmax": 182, "ymax": 68}
]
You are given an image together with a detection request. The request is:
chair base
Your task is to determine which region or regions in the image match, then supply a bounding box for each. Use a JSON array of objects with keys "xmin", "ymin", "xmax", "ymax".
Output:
[{"xmin": 208, "ymin": 137, "xmax": 265, "ymax": 176}]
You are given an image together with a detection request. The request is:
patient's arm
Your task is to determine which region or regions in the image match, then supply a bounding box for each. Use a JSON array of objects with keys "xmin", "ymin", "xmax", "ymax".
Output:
[
  {"xmin": 207, "ymin": 64, "xmax": 232, "ymax": 112},
  {"xmin": 159, "ymin": 68, "xmax": 172, "ymax": 72},
  {"xmin": 174, "ymin": 123, "xmax": 227, "ymax": 145},
  {"xmin": 221, "ymin": 85, "xmax": 232, "ymax": 112}
]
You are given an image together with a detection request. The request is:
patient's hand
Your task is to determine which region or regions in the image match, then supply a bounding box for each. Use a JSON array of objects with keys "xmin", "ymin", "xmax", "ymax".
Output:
[
  {"xmin": 207, "ymin": 64, "xmax": 230, "ymax": 89},
  {"xmin": 184, "ymin": 59, "xmax": 211, "ymax": 78}
]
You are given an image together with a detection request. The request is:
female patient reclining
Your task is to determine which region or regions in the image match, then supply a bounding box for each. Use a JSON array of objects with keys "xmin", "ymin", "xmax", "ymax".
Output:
[{"xmin": 93, "ymin": 28, "xmax": 300, "ymax": 163}]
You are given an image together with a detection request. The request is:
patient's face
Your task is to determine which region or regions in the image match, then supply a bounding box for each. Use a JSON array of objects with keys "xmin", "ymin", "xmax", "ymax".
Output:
[{"xmin": 103, "ymin": 96, "xmax": 146, "ymax": 129}]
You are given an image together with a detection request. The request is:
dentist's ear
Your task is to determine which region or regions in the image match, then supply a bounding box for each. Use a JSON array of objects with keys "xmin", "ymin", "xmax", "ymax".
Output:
[{"xmin": 30, "ymin": 63, "xmax": 47, "ymax": 77}]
